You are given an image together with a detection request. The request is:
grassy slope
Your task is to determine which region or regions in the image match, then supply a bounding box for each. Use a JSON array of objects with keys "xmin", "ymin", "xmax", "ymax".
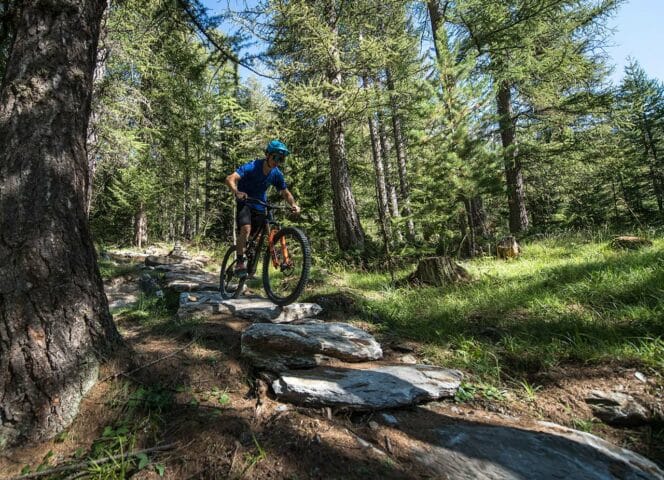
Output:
[{"xmin": 312, "ymin": 236, "xmax": 664, "ymax": 386}]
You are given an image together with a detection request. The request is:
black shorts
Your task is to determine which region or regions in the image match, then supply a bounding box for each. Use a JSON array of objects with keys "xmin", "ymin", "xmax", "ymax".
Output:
[{"xmin": 236, "ymin": 203, "xmax": 266, "ymax": 233}]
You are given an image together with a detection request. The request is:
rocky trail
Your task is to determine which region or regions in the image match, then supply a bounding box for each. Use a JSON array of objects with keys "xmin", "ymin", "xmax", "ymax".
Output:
[{"xmin": 2, "ymin": 250, "xmax": 662, "ymax": 479}]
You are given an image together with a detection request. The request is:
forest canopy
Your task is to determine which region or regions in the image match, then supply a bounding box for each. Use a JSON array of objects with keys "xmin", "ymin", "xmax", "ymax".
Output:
[{"xmin": 3, "ymin": 0, "xmax": 662, "ymax": 256}]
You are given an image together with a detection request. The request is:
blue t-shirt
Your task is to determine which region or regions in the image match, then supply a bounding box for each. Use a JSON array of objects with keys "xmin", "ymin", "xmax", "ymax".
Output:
[{"xmin": 236, "ymin": 159, "xmax": 287, "ymax": 212}]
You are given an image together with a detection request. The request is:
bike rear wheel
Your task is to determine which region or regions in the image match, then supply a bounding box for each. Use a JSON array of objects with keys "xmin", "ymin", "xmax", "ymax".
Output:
[
  {"xmin": 219, "ymin": 245, "xmax": 245, "ymax": 299},
  {"xmin": 262, "ymin": 226, "xmax": 311, "ymax": 306}
]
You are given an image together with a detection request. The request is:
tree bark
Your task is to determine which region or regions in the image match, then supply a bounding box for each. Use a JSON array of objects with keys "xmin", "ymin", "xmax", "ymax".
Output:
[
  {"xmin": 408, "ymin": 256, "xmax": 471, "ymax": 286},
  {"xmin": 85, "ymin": 4, "xmax": 109, "ymax": 216},
  {"xmin": 644, "ymin": 119, "xmax": 664, "ymax": 213},
  {"xmin": 183, "ymin": 141, "xmax": 191, "ymax": 240},
  {"xmin": 497, "ymin": 80, "xmax": 529, "ymax": 233},
  {"xmin": 134, "ymin": 203, "xmax": 148, "ymax": 249},
  {"xmin": 386, "ymin": 69, "xmax": 415, "ymax": 242},
  {"xmin": 0, "ymin": 0, "xmax": 121, "ymax": 449},
  {"xmin": 377, "ymin": 110, "xmax": 403, "ymax": 243},
  {"xmin": 325, "ymin": 2, "xmax": 364, "ymax": 251},
  {"xmin": 426, "ymin": 0, "xmax": 444, "ymax": 61},
  {"xmin": 367, "ymin": 108, "xmax": 392, "ymax": 247}
]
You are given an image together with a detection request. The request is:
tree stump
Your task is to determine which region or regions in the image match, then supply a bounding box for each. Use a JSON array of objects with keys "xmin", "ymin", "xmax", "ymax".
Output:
[
  {"xmin": 497, "ymin": 236, "xmax": 521, "ymax": 259},
  {"xmin": 610, "ymin": 236, "xmax": 653, "ymax": 250},
  {"xmin": 408, "ymin": 256, "xmax": 471, "ymax": 286}
]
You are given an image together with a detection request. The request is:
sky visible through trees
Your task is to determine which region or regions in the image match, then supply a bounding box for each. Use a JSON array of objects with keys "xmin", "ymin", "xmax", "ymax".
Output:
[{"xmin": 205, "ymin": 0, "xmax": 664, "ymax": 86}]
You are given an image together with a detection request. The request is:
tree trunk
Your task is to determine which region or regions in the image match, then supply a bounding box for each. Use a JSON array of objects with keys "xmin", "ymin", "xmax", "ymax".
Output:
[
  {"xmin": 85, "ymin": 4, "xmax": 109, "ymax": 216},
  {"xmin": 0, "ymin": 0, "xmax": 121, "ymax": 449},
  {"xmin": 134, "ymin": 203, "xmax": 148, "ymax": 249},
  {"xmin": 464, "ymin": 195, "xmax": 489, "ymax": 257},
  {"xmin": 326, "ymin": 4, "xmax": 364, "ymax": 251},
  {"xmin": 377, "ymin": 110, "xmax": 403, "ymax": 243},
  {"xmin": 183, "ymin": 141, "xmax": 191, "ymax": 240},
  {"xmin": 497, "ymin": 80, "xmax": 529, "ymax": 233},
  {"xmin": 367, "ymin": 109, "xmax": 392, "ymax": 247},
  {"xmin": 386, "ymin": 69, "xmax": 415, "ymax": 242},
  {"xmin": 462, "ymin": 198, "xmax": 476, "ymax": 257},
  {"xmin": 204, "ymin": 129, "xmax": 211, "ymax": 221},
  {"xmin": 644, "ymin": 120, "xmax": 664, "ymax": 213},
  {"xmin": 427, "ymin": 0, "xmax": 443, "ymax": 61}
]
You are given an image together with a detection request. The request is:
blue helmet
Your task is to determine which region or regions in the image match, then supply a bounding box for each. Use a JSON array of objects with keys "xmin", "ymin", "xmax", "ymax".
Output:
[{"xmin": 265, "ymin": 139, "xmax": 290, "ymax": 156}]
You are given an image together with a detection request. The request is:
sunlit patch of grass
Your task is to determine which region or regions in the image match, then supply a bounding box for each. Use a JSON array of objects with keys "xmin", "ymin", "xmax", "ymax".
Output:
[
  {"xmin": 307, "ymin": 235, "xmax": 664, "ymax": 389},
  {"xmin": 99, "ymin": 258, "xmax": 137, "ymax": 280}
]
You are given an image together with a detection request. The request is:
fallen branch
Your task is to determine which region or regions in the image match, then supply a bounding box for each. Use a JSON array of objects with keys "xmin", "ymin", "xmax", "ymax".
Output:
[
  {"xmin": 101, "ymin": 338, "xmax": 198, "ymax": 382},
  {"xmin": 8, "ymin": 443, "xmax": 177, "ymax": 480}
]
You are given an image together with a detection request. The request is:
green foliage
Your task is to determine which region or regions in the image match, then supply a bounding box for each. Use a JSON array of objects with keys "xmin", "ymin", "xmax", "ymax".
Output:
[
  {"xmin": 87, "ymin": 0, "xmax": 662, "ymax": 256},
  {"xmin": 311, "ymin": 235, "xmax": 664, "ymax": 389}
]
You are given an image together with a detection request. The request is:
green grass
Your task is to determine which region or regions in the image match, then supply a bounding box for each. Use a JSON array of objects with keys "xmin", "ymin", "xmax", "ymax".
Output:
[{"xmin": 308, "ymin": 235, "xmax": 664, "ymax": 385}]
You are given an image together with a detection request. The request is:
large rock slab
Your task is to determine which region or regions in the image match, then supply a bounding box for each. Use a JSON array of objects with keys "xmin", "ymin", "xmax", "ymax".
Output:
[
  {"xmin": 242, "ymin": 322, "xmax": 382, "ymax": 370},
  {"xmin": 221, "ymin": 298, "xmax": 322, "ymax": 323},
  {"xmin": 164, "ymin": 271, "xmax": 218, "ymax": 292},
  {"xmin": 177, "ymin": 292, "xmax": 227, "ymax": 319},
  {"xmin": 272, "ymin": 365, "xmax": 462, "ymax": 410},
  {"xmin": 412, "ymin": 421, "xmax": 663, "ymax": 480}
]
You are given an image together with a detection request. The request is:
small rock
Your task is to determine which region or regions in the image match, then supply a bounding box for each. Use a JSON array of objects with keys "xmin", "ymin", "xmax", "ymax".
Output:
[
  {"xmin": 239, "ymin": 431, "xmax": 253, "ymax": 446},
  {"xmin": 368, "ymin": 421, "xmax": 379, "ymax": 430},
  {"xmin": 634, "ymin": 371, "xmax": 647, "ymax": 383},
  {"xmin": 275, "ymin": 405, "xmax": 289, "ymax": 412},
  {"xmin": 585, "ymin": 390, "xmax": 651, "ymax": 427},
  {"xmin": 381, "ymin": 413, "xmax": 398, "ymax": 426},
  {"xmin": 399, "ymin": 354, "xmax": 418, "ymax": 364}
]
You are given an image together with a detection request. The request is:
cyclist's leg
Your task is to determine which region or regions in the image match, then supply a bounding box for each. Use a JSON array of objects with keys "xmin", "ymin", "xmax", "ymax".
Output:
[{"xmin": 235, "ymin": 204, "xmax": 252, "ymax": 276}]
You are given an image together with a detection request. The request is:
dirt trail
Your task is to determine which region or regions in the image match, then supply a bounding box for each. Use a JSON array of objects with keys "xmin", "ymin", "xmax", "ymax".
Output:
[{"xmin": 1, "ymin": 258, "xmax": 662, "ymax": 479}]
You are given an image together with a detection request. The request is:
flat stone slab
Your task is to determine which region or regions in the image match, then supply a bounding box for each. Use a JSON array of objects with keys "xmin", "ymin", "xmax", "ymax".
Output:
[
  {"xmin": 412, "ymin": 421, "xmax": 663, "ymax": 480},
  {"xmin": 242, "ymin": 322, "xmax": 383, "ymax": 370},
  {"xmin": 272, "ymin": 365, "xmax": 463, "ymax": 410},
  {"xmin": 164, "ymin": 272, "xmax": 218, "ymax": 292},
  {"xmin": 177, "ymin": 292, "xmax": 227, "ymax": 319},
  {"xmin": 221, "ymin": 298, "xmax": 322, "ymax": 323}
]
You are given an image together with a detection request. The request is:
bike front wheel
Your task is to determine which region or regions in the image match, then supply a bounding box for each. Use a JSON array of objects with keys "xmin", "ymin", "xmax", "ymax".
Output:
[
  {"xmin": 219, "ymin": 245, "xmax": 245, "ymax": 299},
  {"xmin": 262, "ymin": 227, "xmax": 311, "ymax": 306}
]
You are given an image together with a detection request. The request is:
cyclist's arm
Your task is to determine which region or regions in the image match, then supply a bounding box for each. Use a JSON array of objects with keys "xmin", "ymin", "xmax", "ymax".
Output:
[
  {"xmin": 280, "ymin": 188, "xmax": 300, "ymax": 214},
  {"xmin": 225, "ymin": 173, "xmax": 246, "ymax": 200}
]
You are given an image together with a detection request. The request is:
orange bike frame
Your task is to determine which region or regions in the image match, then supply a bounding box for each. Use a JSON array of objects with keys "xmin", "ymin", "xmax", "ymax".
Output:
[{"xmin": 268, "ymin": 228, "xmax": 290, "ymax": 268}]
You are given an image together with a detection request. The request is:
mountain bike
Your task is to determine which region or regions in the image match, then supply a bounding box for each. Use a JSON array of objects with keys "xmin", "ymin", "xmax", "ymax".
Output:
[{"xmin": 219, "ymin": 198, "xmax": 311, "ymax": 306}]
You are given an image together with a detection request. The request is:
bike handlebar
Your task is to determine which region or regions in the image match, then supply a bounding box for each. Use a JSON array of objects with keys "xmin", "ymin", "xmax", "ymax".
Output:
[{"xmin": 244, "ymin": 197, "xmax": 290, "ymax": 211}]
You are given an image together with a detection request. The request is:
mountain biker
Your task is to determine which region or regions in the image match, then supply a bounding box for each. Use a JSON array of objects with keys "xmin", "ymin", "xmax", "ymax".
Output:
[{"xmin": 225, "ymin": 139, "xmax": 301, "ymax": 277}]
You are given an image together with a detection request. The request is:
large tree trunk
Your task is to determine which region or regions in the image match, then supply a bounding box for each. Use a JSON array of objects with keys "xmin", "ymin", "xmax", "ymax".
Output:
[
  {"xmin": 644, "ymin": 120, "xmax": 664, "ymax": 213},
  {"xmin": 0, "ymin": 0, "xmax": 121, "ymax": 449},
  {"xmin": 85, "ymin": 4, "xmax": 109, "ymax": 216},
  {"xmin": 463, "ymin": 195, "xmax": 489, "ymax": 257},
  {"xmin": 183, "ymin": 141, "xmax": 192, "ymax": 240},
  {"xmin": 427, "ymin": 0, "xmax": 447, "ymax": 61},
  {"xmin": 377, "ymin": 110, "xmax": 403, "ymax": 243},
  {"xmin": 367, "ymin": 108, "xmax": 392, "ymax": 247},
  {"xmin": 386, "ymin": 69, "xmax": 415, "ymax": 242},
  {"xmin": 497, "ymin": 80, "xmax": 529, "ymax": 233},
  {"xmin": 326, "ymin": 4, "xmax": 364, "ymax": 251},
  {"xmin": 134, "ymin": 203, "xmax": 148, "ymax": 249}
]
